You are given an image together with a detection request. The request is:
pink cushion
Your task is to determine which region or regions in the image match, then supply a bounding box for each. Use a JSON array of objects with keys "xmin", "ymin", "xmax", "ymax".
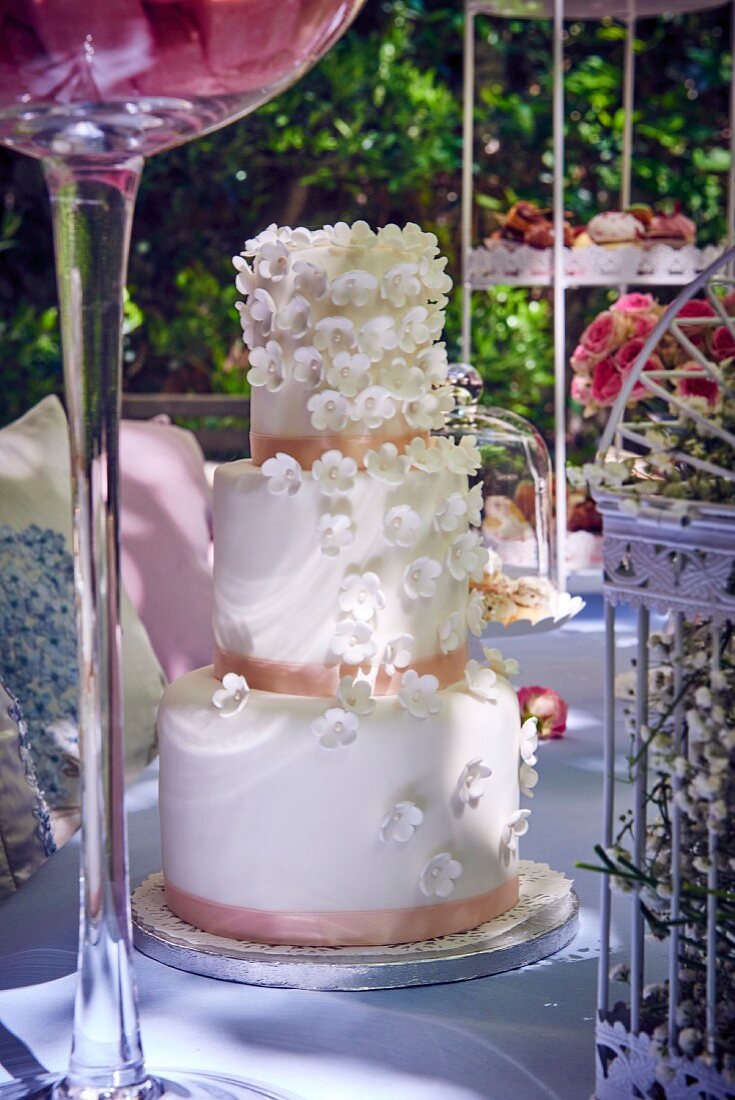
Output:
[{"xmin": 119, "ymin": 417, "xmax": 214, "ymax": 681}]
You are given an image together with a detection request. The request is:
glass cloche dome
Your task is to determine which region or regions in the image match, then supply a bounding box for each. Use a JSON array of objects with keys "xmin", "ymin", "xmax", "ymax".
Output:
[{"xmin": 437, "ymin": 364, "xmax": 583, "ymax": 634}]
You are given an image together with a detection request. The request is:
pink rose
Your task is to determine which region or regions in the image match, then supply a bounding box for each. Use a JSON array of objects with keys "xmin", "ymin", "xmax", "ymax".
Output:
[
  {"xmin": 712, "ymin": 325, "xmax": 735, "ymax": 362},
  {"xmin": 630, "ymin": 312, "xmax": 658, "ymax": 339},
  {"xmin": 591, "ymin": 356, "xmax": 623, "ymax": 407},
  {"xmin": 579, "ymin": 310, "xmax": 629, "ymax": 359},
  {"xmin": 675, "ymin": 298, "xmax": 716, "ymax": 338},
  {"xmin": 614, "ymin": 339, "xmax": 662, "ymax": 398},
  {"xmin": 570, "ymin": 344, "xmax": 598, "ymax": 376},
  {"xmin": 611, "ymin": 292, "xmax": 655, "ymax": 315},
  {"xmin": 518, "ymin": 686, "xmax": 568, "ymax": 740},
  {"xmin": 677, "ymin": 362, "xmax": 720, "ymax": 408},
  {"xmin": 723, "ymin": 290, "xmax": 735, "ymax": 318},
  {"xmin": 570, "ymin": 374, "xmax": 592, "ymax": 405}
]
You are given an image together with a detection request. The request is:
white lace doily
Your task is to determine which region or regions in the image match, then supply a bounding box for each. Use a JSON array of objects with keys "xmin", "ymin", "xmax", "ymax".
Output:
[
  {"xmin": 469, "ymin": 242, "xmax": 725, "ymax": 288},
  {"xmin": 132, "ymin": 861, "xmax": 577, "ymax": 990}
]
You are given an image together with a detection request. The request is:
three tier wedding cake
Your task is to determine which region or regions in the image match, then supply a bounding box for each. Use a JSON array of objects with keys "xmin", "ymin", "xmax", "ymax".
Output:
[{"xmin": 157, "ymin": 221, "xmax": 536, "ymax": 947}]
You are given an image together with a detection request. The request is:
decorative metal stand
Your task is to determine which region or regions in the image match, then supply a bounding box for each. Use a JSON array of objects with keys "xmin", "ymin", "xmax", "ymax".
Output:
[
  {"xmin": 592, "ymin": 251, "xmax": 735, "ymax": 1098},
  {"xmin": 132, "ymin": 862, "xmax": 578, "ymax": 992}
]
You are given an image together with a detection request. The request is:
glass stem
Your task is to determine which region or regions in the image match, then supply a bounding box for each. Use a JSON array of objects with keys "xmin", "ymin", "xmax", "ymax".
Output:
[{"xmin": 42, "ymin": 155, "xmax": 155, "ymax": 1099}]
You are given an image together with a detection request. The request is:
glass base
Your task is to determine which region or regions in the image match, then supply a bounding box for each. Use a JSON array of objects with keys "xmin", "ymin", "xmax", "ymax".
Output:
[{"xmin": 0, "ymin": 1071, "xmax": 299, "ymax": 1100}]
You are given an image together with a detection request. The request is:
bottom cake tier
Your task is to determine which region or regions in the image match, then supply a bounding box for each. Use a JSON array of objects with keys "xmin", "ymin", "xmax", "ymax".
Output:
[{"xmin": 158, "ymin": 667, "xmax": 524, "ymax": 947}]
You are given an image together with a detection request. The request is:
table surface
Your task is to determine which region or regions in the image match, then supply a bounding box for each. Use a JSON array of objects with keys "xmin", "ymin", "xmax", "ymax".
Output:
[{"xmin": 0, "ymin": 596, "xmax": 637, "ymax": 1100}]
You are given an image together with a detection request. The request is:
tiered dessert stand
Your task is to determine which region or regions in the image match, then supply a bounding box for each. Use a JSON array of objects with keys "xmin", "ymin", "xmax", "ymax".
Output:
[{"xmin": 460, "ymin": 0, "xmax": 735, "ymax": 591}]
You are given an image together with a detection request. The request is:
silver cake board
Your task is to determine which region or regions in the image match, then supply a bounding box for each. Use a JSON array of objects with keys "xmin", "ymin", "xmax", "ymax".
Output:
[{"xmin": 132, "ymin": 861, "xmax": 578, "ymax": 991}]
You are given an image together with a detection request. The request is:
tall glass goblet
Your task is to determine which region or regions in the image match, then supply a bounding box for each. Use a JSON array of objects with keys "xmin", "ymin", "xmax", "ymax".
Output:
[{"xmin": 0, "ymin": 3, "xmax": 364, "ymax": 1098}]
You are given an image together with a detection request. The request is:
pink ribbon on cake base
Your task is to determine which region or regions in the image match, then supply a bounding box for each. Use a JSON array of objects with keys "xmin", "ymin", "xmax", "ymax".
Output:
[
  {"xmin": 214, "ymin": 644, "xmax": 468, "ymax": 697},
  {"xmin": 249, "ymin": 430, "xmax": 430, "ymax": 469},
  {"xmin": 164, "ymin": 876, "xmax": 520, "ymax": 947}
]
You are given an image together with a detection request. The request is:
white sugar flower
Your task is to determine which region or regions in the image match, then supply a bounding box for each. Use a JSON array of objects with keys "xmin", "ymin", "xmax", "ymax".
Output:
[
  {"xmin": 311, "ymin": 449, "xmax": 357, "ymax": 495},
  {"xmin": 351, "ymin": 385, "xmax": 396, "ymax": 429},
  {"xmin": 292, "ymin": 260, "xmax": 327, "ymax": 300},
  {"xmin": 358, "ymin": 315, "xmax": 399, "ymax": 361},
  {"xmin": 238, "ymin": 287, "xmax": 276, "ymax": 345},
  {"xmin": 403, "ymin": 390, "xmax": 442, "ymax": 432},
  {"xmin": 383, "ymin": 505, "xmax": 421, "ymax": 548},
  {"xmin": 247, "ymin": 340, "xmax": 284, "ymax": 391},
  {"xmin": 502, "ymin": 809, "xmax": 531, "ymax": 851},
  {"xmin": 256, "ymin": 238, "xmax": 290, "ymax": 282},
  {"xmin": 483, "ymin": 647, "xmax": 520, "ymax": 679},
  {"xmin": 274, "ymin": 293, "xmax": 311, "ymax": 338},
  {"xmin": 307, "ymin": 390, "xmax": 350, "ymax": 432},
  {"xmin": 331, "ymin": 269, "xmax": 378, "ymax": 307},
  {"xmin": 212, "ymin": 673, "xmax": 250, "ymax": 718},
  {"xmin": 420, "ymin": 852, "xmax": 462, "ymax": 898},
  {"xmin": 398, "ymin": 669, "xmax": 442, "ymax": 719},
  {"xmin": 379, "ymin": 222, "xmax": 411, "ymax": 250},
  {"xmin": 466, "ymin": 483, "xmax": 484, "ymax": 527},
  {"xmin": 464, "ymin": 659, "xmax": 499, "ymax": 702},
  {"xmin": 379, "ymin": 357, "xmax": 426, "ymax": 399},
  {"xmin": 261, "ymin": 452, "xmax": 302, "ymax": 496},
  {"xmin": 381, "ymin": 262, "xmax": 421, "ymax": 307},
  {"xmin": 232, "ymin": 255, "xmax": 255, "ymax": 296},
  {"xmin": 437, "ymin": 434, "xmax": 483, "ymax": 474},
  {"xmin": 350, "ymin": 220, "xmax": 378, "ymax": 247},
  {"xmin": 434, "ymin": 492, "xmax": 467, "ymax": 533},
  {"xmin": 519, "ymin": 761, "xmax": 539, "ymax": 798},
  {"xmin": 338, "ymin": 572, "xmax": 386, "ymax": 622},
  {"xmin": 399, "ymin": 306, "xmax": 431, "ymax": 353},
  {"xmin": 325, "ymin": 221, "xmax": 355, "ymax": 247},
  {"xmin": 438, "ymin": 612, "xmax": 462, "ymax": 654},
  {"xmin": 418, "ymin": 254, "xmax": 453, "ymax": 294},
  {"xmin": 316, "ymin": 513, "xmax": 354, "ymax": 556},
  {"xmin": 312, "ymin": 706, "xmax": 359, "ymax": 750},
  {"xmin": 517, "ymin": 712, "xmax": 539, "ymax": 765},
  {"xmin": 406, "ymin": 436, "xmax": 445, "ymax": 473},
  {"xmin": 466, "ymin": 589, "xmax": 486, "ymax": 637},
  {"xmin": 364, "ymin": 442, "xmax": 410, "ymax": 484},
  {"xmin": 403, "ymin": 556, "xmax": 442, "ymax": 600},
  {"xmin": 383, "ymin": 634, "xmax": 413, "ymax": 676},
  {"xmin": 337, "ymin": 675, "xmax": 375, "ymax": 716},
  {"xmin": 325, "ymin": 351, "xmax": 371, "ymax": 396},
  {"xmin": 447, "ymin": 532, "xmax": 488, "ymax": 582},
  {"xmin": 457, "ymin": 757, "xmax": 492, "ymax": 804},
  {"xmin": 330, "ymin": 619, "xmax": 377, "ymax": 665},
  {"xmin": 416, "ymin": 343, "xmax": 449, "ymax": 385},
  {"xmin": 380, "ymin": 801, "xmax": 423, "ymax": 844},
  {"xmin": 292, "ymin": 346, "xmax": 324, "ymax": 388},
  {"xmin": 313, "ymin": 316, "xmax": 357, "ymax": 355}
]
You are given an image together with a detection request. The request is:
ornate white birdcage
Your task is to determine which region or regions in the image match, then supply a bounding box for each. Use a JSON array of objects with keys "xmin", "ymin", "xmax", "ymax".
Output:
[{"xmin": 590, "ymin": 247, "xmax": 735, "ymax": 1099}]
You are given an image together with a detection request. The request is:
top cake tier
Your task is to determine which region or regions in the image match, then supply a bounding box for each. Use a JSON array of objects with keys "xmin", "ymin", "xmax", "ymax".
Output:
[{"xmin": 234, "ymin": 222, "xmax": 453, "ymax": 464}]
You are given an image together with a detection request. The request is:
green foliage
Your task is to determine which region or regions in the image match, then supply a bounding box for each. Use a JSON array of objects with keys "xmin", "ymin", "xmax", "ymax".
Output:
[
  {"xmin": 444, "ymin": 287, "xmax": 555, "ymax": 433},
  {"xmin": 0, "ymin": 0, "xmax": 732, "ymax": 439}
]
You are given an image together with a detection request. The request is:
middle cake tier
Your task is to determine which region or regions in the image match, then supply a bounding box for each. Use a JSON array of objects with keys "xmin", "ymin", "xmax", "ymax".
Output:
[{"xmin": 213, "ymin": 455, "xmax": 484, "ymax": 689}]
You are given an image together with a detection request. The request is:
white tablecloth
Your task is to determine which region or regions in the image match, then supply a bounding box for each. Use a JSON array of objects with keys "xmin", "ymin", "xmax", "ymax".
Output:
[{"xmin": 0, "ymin": 596, "xmax": 638, "ymax": 1100}]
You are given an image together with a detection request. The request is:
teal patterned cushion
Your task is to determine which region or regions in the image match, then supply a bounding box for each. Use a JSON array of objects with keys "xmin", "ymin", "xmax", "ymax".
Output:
[{"xmin": 0, "ymin": 680, "xmax": 55, "ymax": 901}]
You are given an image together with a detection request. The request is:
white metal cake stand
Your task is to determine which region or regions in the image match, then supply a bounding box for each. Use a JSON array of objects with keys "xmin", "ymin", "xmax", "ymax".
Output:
[{"xmin": 131, "ymin": 860, "xmax": 577, "ymax": 991}]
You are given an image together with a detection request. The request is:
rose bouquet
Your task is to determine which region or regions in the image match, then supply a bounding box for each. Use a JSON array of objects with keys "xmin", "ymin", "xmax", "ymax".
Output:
[{"xmin": 570, "ymin": 291, "xmax": 734, "ymax": 418}]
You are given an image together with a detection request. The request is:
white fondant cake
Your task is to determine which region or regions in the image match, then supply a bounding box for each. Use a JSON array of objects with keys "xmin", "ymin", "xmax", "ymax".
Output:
[{"xmin": 157, "ymin": 222, "xmax": 536, "ymax": 947}]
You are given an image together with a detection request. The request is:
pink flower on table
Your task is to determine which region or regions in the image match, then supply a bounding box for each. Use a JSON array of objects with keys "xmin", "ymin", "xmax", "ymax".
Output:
[
  {"xmin": 611, "ymin": 292, "xmax": 655, "ymax": 315},
  {"xmin": 612, "ymin": 339, "xmax": 662, "ymax": 400},
  {"xmin": 518, "ymin": 685, "xmax": 568, "ymax": 740},
  {"xmin": 723, "ymin": 290, "xmax": 735, "ymax": 318},
  {"xmin": 578, "ymin": 310, "xmax": 629, "ymax": 359},
  {"xmin": 712, "ymin": 325, "xmax": 735, "ymax": 362},
  {"xmin": 677, "ymin": 362, "xmax": 720, "ymax": 408}
]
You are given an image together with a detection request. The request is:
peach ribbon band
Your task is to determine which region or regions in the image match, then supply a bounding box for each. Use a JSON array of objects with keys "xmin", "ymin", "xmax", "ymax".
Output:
[
  {"xmin": 164, "ymin": 877, "xmax": 520, "ymax": 947},
  {"xmin": 214, "ymin": 644, "xmax": 468, "ymax": 697},
  {"xmin": 249, "ymin": 430, "xmax": 430, "ymax": 469}
]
